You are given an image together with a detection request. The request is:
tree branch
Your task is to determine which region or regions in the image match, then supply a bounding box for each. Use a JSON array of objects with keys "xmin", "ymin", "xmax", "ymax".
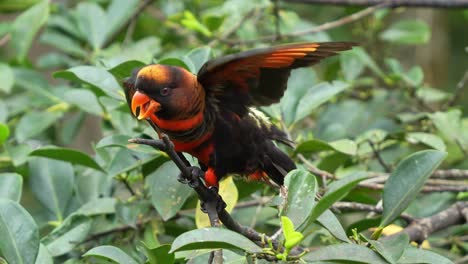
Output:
[
  {"xmin": 388, "ymin": 201, "xmax": 468, "ymax": 243},
  {"xmin": 283, "ymin": 0, "xmax": 468, "ymax": 8},
  {"xmin": 223, "ymin": 2, "xmax": 388, "ymax": 45},
  {"xmin": 333, "ymin": 201, "xmax": 415, "ymax": 222},
  {"xmin": 129, "ymin": 135, "xmax": 299, "ymax": 260}
]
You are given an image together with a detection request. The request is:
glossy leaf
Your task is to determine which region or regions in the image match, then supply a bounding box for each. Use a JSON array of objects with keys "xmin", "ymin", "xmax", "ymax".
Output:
[
  {"xmin": 398, "ymin": 246, "xmax": 453, "ymax": 264},
  {"xmin": 406, "ymin": 132, "xmax": 446, "ymax": 152},
  {"xmin": 0, "ymin": 199, "xmax": 40, "ymax": 264},
  {"xmin": 381, "ymin": 150, "xmax": 446, "ymax": 227},
  {"xmin": 316, "ymin": 210, "xmax": 350, "ymax": 243},
  {"xmin": 296, "ymin": 138, "xmax": 357, "ymax": 156},
  {"xmin": 83, "ymin": 245, "xmax": 138, "ymax": 264},
  {"xmin": 146, "ymin": 162, "xmax": 194, "ymax": 220},
  {"xmin": 300, "ymin": 172, "xmax": 368, "ymax": 231},
  {"xmin": 282, "ymin": 169, "xmax": 317, "ymax": 228},
  {"xmin": 35, "ymin": 244, "xmax": 53, "ymax": 264},
  {"xmin": 0, "ymin": 123, "xmax": 9, "ymax": 144},
  {"xmin": 367, "ymin": 233, "xmax": 409, "ymax": 264},
  {"xmin": 30, "ymin": 146, "xmax": 103, "ymax": 171},
  {"xmin": 43, "ymin": 215, "xmax": 92, "ymax": 257},
  {"xmin": 54, "ymin": 66, "xmax": 123, "ymax": 100},
  {"xmin": 141, "ymin": 244, "xmax": 174, "ymax": 264},
  {"xmin": 28, "ymin": 158, "xmax": 75, "ymax": 221},
  {"xmin": 380, "ymin": 20, "xmax": 430, "ymax": 45},
  {"xmin": 62, "ymin": 89, "xmax": 103, "ymax": 115},
  {"xmin": 170, "ymin": 227, "xmax": 262, "ymax": 253},
  {"xmin": 15, "ymin": 112, "xmax": 62, "ymax": 142},
  {"xmin": 9, "ymin": 0, "xmax": 49, "ymax": 62},
  {"xmin": 196, "ymin": 176, "xmax": 238, "ymax": 228},
  {"xmin": 294, "ymin": 81, "xmax": 350, "ymax": 123},
  {"xmin": 0, "ymin": 173, "xmax": 23, "ymax": 202},
  {"xmin": 0, "ymin": 63, "xmax": 14, "ymax": 93},
  {"xmin": 303, "ymin": 244, "xmax": 387, "ymax": 264}
]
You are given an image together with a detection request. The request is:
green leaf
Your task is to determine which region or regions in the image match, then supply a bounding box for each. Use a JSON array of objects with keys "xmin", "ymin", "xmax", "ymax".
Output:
[
  {"xmin": 397, "ymin": 246, "xmax": 453, "ymax": 264},
  {"xmin": 404, "ymin": 66, "xmax": 424, "ymax": 87},
  {"xmin": 0, "ymin": 173, "xmax": 23, "ymax": 202},
  {"xmin": 39, "ymin": 30, "xmax": 87, "ymax": 58},
  {"xmin": 296, "ymin": 138, "xmax": 357, "ymax": 156},
  {"xmin": 280, "ymin": 68, "xmax": 317, "ymax": 125},
  {"xmin": 380, "ymin": 150, "xmax": 446, "ymax": 228},
  {"xmin": 9, "ymin": 0, "xmax": 49, "ymax": 62},
  {"xmin": 282, "ymin": 169, "xmax": 317, "ymax": 228},
  {"xmin": 185, "ymin": 46, "xmax": 211, "ymax": 73},
  {"xmin": 406, "ymin": 132, "xmax": 446, "ymax": 151},
  {"xmin": 15, "ymin": 112, "xmax": 62, "ymax": 142},
  {"xmin": 146, "ymin": 162, "xmax": 194, "ymax": 220},
  {"xmin": 0, "ymin": 199, "xmax": 40, "ymax": 264},
  {"xmin": 104, "ymin": 0, "xmax": 140, "ymax": 45},
  {"xmin": 367, "ymin": 233, "xmax": 409, "ymax": 264},
  {"xmin": 0, "ymin": 123, "xmax": 9, "ymax": 144},
  {"xmin": 83, "ymin": 245, "xmax": 138, "ymax": 264},
  {"xmin": 4, "ymin": 142, "xmax": 32, "ymax": 167},
  {"xmin": 62, "ymin": 89, "xmax": 103, "ymax": 115},
  {"xmin": 42, "ymin": 215, "xmax": 92, "ymax": 257},
  {"xmin": 108, "ymin": 60, "xmax": 146, "ymax": 81},
  {"xmin": 181, "ymin": 11, "xmax": 212, "ymax": 37},
  {"xmin": 300, "ymin": 172, "xmax": 368, "ymax": 231},
  {"xmin": 75, "ymin": 2, "xmax": 106, "ymax": 50},
  {"xmin": 141, "ymin": 244, "xmax": 174, "ymax": 264},
  {"xmin": 170, "ymin": 227, "xmax": 262, "ymax": 253},
  {"xmin": 429, "ymin": 110, "xmax": 467, "ymax": 145},
  {"xmin": 316, "ymin": 210, "xmax": 350, "ymax": 243},
  {"xmin": 342, "ymin": 47, "xmax": 385, "ymax": 78},
  {"xmin": 0, "ymin": 63, "xmax": 14, "ymax": 93},
  {"xmin": 35, "ymin": 244, "xmax": 53, "ymax": 264},
  {"xmin": 380, "ymin": 20, "xmax": 431, "ymax": 45},
  {"xmin": 28, "ymin": 158, "xmax": 74, "ymax": 221},
  {"xmin": 54, "ymin": 66, "xmax": 123, "ymax": 100},
  {"xmin": 340, "ymin": 48, "xmax": 365, "ymax": 81},
  {"xmin": 30, "ymin": 146, "xmax": 103, "ymax": 171},
  {"xmin": 294, "ymin": 81, "xmax": 350, "ymax": 123},
  {"xmin": 303, "ymin": 244, "xmax": 387, "ymax": 264},
  {"xmin": 281, "ymin": 216, "xmax": 304, "ymax": 250},
  {"xmin": 96, "ymin": 134, "xmax": 158, "ymax": 154}
]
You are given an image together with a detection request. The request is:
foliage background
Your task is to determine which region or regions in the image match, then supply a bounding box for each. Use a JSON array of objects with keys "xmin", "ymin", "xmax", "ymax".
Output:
[{"xmin": 0, "ymin": 0, "xmax": 467, "ymax": 263}]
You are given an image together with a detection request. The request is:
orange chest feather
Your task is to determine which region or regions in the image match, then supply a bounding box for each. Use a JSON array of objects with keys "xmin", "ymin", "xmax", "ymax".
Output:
[{"xmin": 149, "ymin": 111, "xmax": 204, "ymax": 132}]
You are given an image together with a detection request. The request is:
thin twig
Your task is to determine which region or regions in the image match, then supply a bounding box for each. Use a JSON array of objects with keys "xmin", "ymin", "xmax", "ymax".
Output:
[
  {"xmin": 358, "ymin": 182, "xmax": 468, "ymax": 193},
  {"xmin": 333, "ymin": 201, "xmax": 414, "ymax": 222},
  {"xmin": 367, "ymin": 140, "xmax": 391, "ymax": 172},
  {"xmin": 273, "ymin": 0, "xmax": 282, "ymax": 41},
  {"xmin": 446, "ymin": 70, "xmax": 468, "ymax": 107},
  {"xmin": 431, "ymin": 169, "xmax": 468, "ymax": 179},
  {"xmin": 283, "ymin": 0, "xmax": 468, "ymax": 8},
  {"xmin": 223, "ymin": 2, "xmax": 388, "ymax": 45},
  {"xmin": 208, "ymin": 8, "xmax": 259, "ymax": 47}
]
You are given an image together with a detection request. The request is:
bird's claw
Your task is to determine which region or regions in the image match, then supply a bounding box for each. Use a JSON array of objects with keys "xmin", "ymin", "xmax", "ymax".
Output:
[
  {"xmin": 177, "ymin": 166, "xmax": 204, "ymax": 188},
  {"xmin": 200, "ymin": 186, "xmax": 227, "ymax": 213}
]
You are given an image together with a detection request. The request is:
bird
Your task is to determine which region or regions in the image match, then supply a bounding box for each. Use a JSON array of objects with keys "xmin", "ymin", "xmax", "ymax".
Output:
[{"xmin": 123, "ymin": 42, "xmax": 356, "ymax": 188}]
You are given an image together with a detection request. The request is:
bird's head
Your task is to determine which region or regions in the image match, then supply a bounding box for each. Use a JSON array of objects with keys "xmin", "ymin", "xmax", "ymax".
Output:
[{"xmin": 123, "ymin": 64, "xmax": 204, "ymax": 121}]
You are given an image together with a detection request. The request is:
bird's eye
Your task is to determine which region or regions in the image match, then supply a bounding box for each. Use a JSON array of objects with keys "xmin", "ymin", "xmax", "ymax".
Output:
[{"xmin": 160, "ymin": 87, "xmax": 170, "ymax": 96}]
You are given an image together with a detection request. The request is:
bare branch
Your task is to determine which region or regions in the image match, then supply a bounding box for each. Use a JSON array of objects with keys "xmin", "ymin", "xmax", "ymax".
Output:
[
  {"xmin": 283, "ymin": 0, "xmax": 468, "ymax": 8},
  {"xmin": 388, "ymin": 201, "xmax": 468, "ymax": 243},
  {"xmin": 224, "ymin": 2, "xmax": 387, "ymax": 45},
  {"xmin": 333, "ymin": 201, "xmax": 415, "ymax": 222}
]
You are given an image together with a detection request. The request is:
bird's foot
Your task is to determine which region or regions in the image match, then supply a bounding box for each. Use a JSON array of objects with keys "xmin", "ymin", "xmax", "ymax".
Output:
[
  {"xmin": 200, "ymin": 186, "xmax": 227, "ymax": 214},
  {"xmin": 178, "ymin": 166, "xmax": 204, "ymax": 188}
]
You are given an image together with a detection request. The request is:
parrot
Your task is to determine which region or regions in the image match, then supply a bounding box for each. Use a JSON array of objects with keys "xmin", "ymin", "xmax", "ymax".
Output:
[{"xmin": 123, "ymin": 42, "xmax": 356, "ymax": 188}]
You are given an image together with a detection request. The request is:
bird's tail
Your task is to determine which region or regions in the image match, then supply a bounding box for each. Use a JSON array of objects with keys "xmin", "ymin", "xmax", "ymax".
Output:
[{"xmin": 262, "ymin": 141, "xmax": 296, "ymax": 186}]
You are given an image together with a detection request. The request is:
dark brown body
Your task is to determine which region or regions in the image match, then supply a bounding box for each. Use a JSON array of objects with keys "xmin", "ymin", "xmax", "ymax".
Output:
[{"xmin": 124, "ymin": 42, "xmax": 356, "ymax": 186}]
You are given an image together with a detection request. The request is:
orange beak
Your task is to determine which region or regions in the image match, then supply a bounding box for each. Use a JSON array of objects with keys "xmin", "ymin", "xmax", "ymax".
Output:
[{"xmin": 131, "ymin": 91, "xmax": 161, "ymax": 120}]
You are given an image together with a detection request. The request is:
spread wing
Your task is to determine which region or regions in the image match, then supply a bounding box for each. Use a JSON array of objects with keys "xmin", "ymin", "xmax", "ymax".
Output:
[{"xmin": 197, "ymin": 42, "xmax": 356, "ymax": 116}]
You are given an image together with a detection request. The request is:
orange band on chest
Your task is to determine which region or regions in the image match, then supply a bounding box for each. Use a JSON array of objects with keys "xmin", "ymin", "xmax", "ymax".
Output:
[{"xmin": 150, "ymin": 111, "xmax": 204, "ymax": 131}]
